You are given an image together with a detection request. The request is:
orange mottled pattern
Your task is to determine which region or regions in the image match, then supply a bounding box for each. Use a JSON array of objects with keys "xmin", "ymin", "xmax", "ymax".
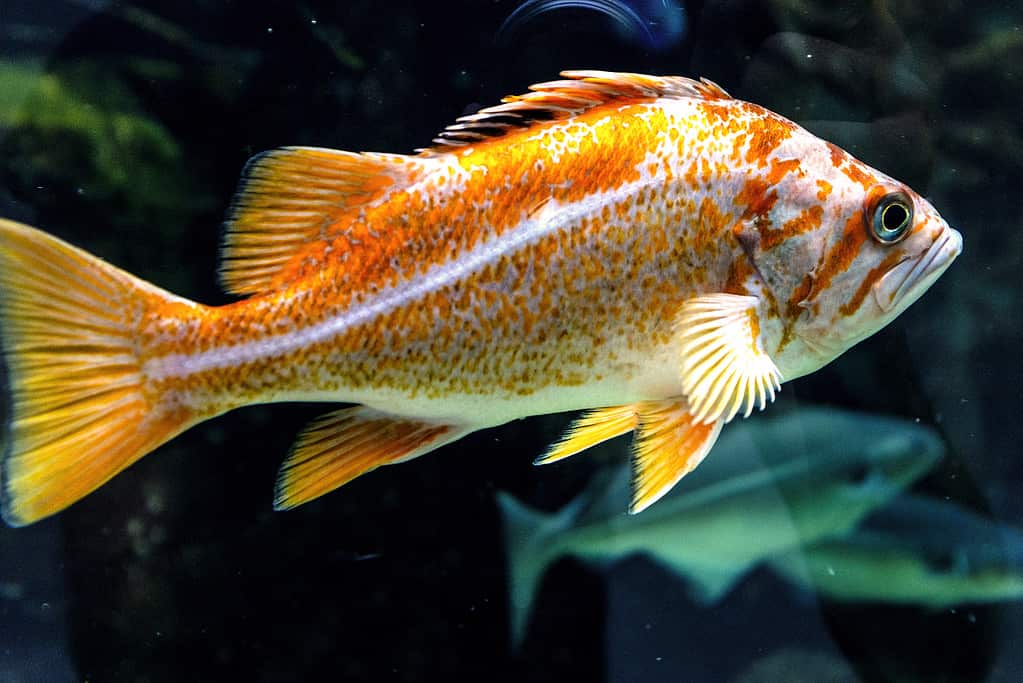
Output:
[
  {"xmin": 137, "ymin": 92, "xmax": 825, "ymax": 417},
  {"xmin": 132, "ymin": 72, "xmax": 947, "ymax": 423}
]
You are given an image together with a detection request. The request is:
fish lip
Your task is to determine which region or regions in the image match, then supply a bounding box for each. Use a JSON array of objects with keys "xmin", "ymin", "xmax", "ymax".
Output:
[{"xmin": 873, "ymin": 228, "xmax": 962, "ymax": 313}]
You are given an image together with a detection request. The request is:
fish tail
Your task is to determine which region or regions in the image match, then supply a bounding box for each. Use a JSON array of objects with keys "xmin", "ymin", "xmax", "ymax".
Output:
[
  {"xmin": 0, "ymin": 219, "xmax": 197, "ymax": 526},
  {"xmin": 497, "ymin": 491, "xmax": 585, "ymax": 648}
]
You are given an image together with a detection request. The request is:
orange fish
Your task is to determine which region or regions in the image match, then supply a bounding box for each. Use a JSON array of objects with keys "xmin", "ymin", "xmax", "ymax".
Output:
[{"xmin": 0, "ymin": 71, "xmax": 961, "ymax": 526}]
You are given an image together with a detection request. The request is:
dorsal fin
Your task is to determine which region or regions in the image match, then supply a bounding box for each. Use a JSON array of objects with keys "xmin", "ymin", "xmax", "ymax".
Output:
[
  {"xmin": 419, "ymin": 70, "xmax": 731, "ymax": 154},
  {"xmin": 220, "ymin": 73, "xmax": 731, "ymax": 295},
  {"xmin": 219, "ymin": 146, "xmax": 428, "ymax": 296}
]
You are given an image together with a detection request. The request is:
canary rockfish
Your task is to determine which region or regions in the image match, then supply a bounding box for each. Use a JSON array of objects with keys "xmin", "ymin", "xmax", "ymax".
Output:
[{"xmin": 0, "ymin": 71, "xmax": 961, "ymax": 526}]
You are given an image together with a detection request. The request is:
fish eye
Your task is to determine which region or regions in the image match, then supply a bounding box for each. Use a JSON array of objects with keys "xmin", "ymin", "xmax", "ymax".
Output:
[
  {"xmin": 848, "ymin": 464, "xmax": 873, "ymax": 486},
  {"xmin": 869, "ymin": 191, "xmax": 913, "ymax": 244},
  {"xmin": 927, "ymin": 550, "xmax": 967, "ymax": 575}
]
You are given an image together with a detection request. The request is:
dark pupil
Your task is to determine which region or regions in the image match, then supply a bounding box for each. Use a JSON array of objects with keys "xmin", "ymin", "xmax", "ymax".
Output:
[
  {"xmin": 883, "ymin": 203, "xmax": 908, "ymax": 231},
  {"xmin": 849, "ymin": 464, "xmax": 872, "ymax": 485}
]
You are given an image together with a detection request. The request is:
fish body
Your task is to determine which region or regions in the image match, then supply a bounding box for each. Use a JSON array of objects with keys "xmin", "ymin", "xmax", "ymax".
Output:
[
  {"xmin": 497, "ymin": 408, "xmax": 943, "ymax": 642},
  {"xmin": 0, "ymin": 71, "xmax": 960, "ymax": 525},
  {"xmin": 770, "ymin": 495, "xmax": 1023, "ymax": 607}
]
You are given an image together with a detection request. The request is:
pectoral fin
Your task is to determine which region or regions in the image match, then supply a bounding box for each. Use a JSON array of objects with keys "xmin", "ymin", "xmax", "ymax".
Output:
[
  {"xmin": 675, "ymin": 294, "xmax": 782, "ymax": 425},
  {"xmin": 534, "ymin": 405, "xmax": 639, "ymax": 465},
  {"xmin": 630, "ymin": 400, "xmax": 723, "ymax": 513},
  {"xmin": 275, "ymin": 407, "xmax": 468, "ymax": 510}
]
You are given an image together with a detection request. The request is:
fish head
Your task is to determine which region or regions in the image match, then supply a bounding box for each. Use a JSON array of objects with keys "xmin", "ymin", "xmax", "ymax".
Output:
[
  {"xmin": 824, "ymin": 416, "xmax": 943, "ymax": 505},
  {"xmin": 736, "ymin": 128, "xmax": 963, "ymax": 380},
  {"xmin": 775, "ymin": 409, "xmax": 943, "ymax": 507},
  {"xmin": 770, "ymin": 410, "xmax": 943, "ymax": 542}
]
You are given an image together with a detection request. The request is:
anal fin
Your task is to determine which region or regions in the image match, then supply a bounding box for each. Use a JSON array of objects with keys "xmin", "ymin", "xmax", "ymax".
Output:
[
  {"xmin": 534, "ymin": 405, "xmax": 639, "ymax": 465},
  {"xmin": 630, "ymin": 400, "xmax": 723, "ymax": 514},
  {"xmin": 274, "ymin": 407, "xmax": 467, "ymax": 510}
]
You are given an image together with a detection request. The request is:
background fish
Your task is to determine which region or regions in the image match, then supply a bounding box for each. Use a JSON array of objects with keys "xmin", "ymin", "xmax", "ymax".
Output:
[
  {"xmin": 770, "ymin": 494, "xmax": 1023, "ymax": 607},
  {"xmin": 498, "ymin": 407, "xmax": 943, "ymax": 644},
  {"xmin": 0, "ymin": 70, "xmax": 960, "ymax": 526}
]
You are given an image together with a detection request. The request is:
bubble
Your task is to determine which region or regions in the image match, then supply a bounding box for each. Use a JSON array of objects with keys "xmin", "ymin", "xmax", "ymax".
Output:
[{"xmin": 498, "ymin": 0, "xmax": 687, "ymax": 52}]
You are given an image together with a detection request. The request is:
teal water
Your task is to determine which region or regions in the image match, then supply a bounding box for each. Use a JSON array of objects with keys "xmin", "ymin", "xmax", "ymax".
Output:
[{"xmin": 0, "ymin": 1, "xmax": 1020, "ymax": 681}]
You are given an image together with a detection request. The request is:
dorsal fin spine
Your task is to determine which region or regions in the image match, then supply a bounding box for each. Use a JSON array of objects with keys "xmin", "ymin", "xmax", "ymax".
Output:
[
  {"xmin": 420, "ymin": 70, "xmax": 731, "ymax": 155},
  {"xmin": 221, "ymin": 71, "xmax": 731, "ymax": 294}
]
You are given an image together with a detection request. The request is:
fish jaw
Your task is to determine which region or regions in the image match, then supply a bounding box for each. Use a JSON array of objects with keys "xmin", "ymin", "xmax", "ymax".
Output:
[
  {"xmin": 873, "ymin": 226, "xmax": 963, "ymax": 314},
  {"xmin": 772, "ymin": 196, "xmax": 962, "ymax": 382},
  {"xmin": 841, "ymin": 217, "xmax": 962, "ymax": 351}
]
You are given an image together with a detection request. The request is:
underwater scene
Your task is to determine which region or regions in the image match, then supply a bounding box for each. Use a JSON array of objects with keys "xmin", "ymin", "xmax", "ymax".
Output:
[{"xmin": 0, "ymin": 0, "xmax": 1020, "ymax": 681}]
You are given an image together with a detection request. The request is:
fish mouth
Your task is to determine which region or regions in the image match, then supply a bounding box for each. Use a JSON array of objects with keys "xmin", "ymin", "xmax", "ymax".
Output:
[{"xmin": 873, "ymin": 228, "xmax": 963, "ymax": 313}]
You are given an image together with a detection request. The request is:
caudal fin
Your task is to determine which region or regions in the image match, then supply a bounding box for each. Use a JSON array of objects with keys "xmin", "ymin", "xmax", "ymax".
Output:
[
  {"xmin": 497, "ymin": 491, "xmax": 591, "ymax": 647},
  {"xmin": 0, "ymin": 219, "xmax": 195, "ymax": 526}
]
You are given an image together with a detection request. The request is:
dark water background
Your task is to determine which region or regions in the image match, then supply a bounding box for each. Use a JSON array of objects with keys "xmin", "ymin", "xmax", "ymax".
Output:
[{"xmin": 0, "ymin": 1, "xmax": 1021, "ymax": 681}]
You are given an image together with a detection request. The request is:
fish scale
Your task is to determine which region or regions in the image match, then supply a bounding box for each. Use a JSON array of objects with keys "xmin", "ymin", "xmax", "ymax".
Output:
[
  {"xmin": 150, "ymin": 105, "xmax": 723, "ymax": 398},
  {"xmin": 0, "ymin": 70, "xmax": 961, "ymax": 525}
]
